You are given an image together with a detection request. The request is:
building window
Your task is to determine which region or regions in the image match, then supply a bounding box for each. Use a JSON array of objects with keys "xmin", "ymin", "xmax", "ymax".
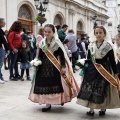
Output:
[
  {"xmin": 77, "ymin": 21, "xmax": 83, "ymax": 30},
  {"xmin": 18, "ymin": 5, "xmax": 32, "ymax": 20},
  {"xmin": 102, "ymin": 1, "xmax": 106, "ymax": 6},
  {"xmin": 54, "ymin": 14, "xmax": 63, "ymax": 26},
  {"xmin": 108, "ymin": 22, "xmax": 112, "ymax": 26}
]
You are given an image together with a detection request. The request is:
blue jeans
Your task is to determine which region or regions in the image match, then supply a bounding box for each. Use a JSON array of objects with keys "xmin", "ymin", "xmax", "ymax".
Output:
[
  {"xmin": 80, "ymin": 51, "xmax": 86, "ymax": 59},
  {"xmin": 9, "ymin": 50, "xmax": 19, "ymax": 77},
  {"xmin": 0, "ymin": 48, "xmax": 5, "ymax": 80}
]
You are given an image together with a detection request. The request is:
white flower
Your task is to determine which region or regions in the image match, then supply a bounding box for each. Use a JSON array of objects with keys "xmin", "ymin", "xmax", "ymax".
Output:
[
  {"xmin": 34, "ymin": 60, "xmax": 42, "ymax": 66},
  {"xmin": 77, "ymin": 58, "xmax": 86, "ymax": 66},
  {"xmin": 30, "ymin": 60, "xmax": 34, "ymax": 66},
  {"xmin": 30, "ymin": 58, "xmax": 42, "ymax": 67}
]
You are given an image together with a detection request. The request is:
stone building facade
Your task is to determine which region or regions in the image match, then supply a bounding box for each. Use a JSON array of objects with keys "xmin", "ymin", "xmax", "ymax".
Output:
[{"xmin": 0, "ymin": 0, "xmax": 108, "ymax": 37}]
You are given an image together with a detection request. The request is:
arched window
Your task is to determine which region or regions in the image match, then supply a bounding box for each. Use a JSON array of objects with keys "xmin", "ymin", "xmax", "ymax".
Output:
[
  {"xmin": 77, "ymin": 21, "xmax": 83, "ymax": 31},
  {"xmin": 77, "ymin": 21, "xmax": 84, "ymax": 38},
  {"xmin": 54, "ymin": 14, "xmax": 63, "ymax": 26},
  {"xmin": 18, "ymin": 5, "xmax": 32, "ymax": 20}
]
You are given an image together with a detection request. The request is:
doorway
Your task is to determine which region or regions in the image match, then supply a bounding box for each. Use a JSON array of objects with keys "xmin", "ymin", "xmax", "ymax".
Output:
[{"xmin": 18, "ymin": 4, "xmax": 33, "ymax": 32}]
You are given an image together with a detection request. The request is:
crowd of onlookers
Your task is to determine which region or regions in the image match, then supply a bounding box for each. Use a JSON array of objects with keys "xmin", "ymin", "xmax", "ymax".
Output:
[
  {"xmin": 0, "ymin": 17, "xmax": 89, "ymax": 84},
  {"xmin": 56, "ymin": 24, "xmax": 89, "ymax": 73},
  {"xmin": 0, "ymin": 18, "xmax": 44, "ymax": 84}
]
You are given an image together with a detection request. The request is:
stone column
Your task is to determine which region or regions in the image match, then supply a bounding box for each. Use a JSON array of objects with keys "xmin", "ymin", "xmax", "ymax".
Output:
[
  {"xmin": 65, "ymin": 2, "xmax": 69, "ymax": 25},
  {"xmin": 68, "ymin": 8, "xmax": 76, "ymax": 30},
  {"xmin": 32, "ymin": 21, "xmax": 37, "ymax": 36},
  {"xmin": 85, "ymin": 10, "xmax": 88, "ymax": 33}
]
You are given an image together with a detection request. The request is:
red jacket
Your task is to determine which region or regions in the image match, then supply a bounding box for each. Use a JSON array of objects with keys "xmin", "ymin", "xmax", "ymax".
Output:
[{"xmin": 8, "ymin": 31, "xmax": 22, "ymax": 51}]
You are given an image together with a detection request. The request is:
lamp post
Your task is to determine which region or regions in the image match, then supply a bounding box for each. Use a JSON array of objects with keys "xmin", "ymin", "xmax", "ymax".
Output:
[
  {"xmin": 34, "ymin": 0, "xmax": 49, "ymax": 26},
  {"xmin": 117, "ymin": 24, "xmax": 120, "ymax": 34},
  {"xmin": 93, "ymin": 15, "xmax": 98, "ymax": 29}
]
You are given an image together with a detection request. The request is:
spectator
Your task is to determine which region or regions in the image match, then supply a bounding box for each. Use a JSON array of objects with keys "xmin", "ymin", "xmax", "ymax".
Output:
[
  {"xmin": 8, "ymin": 21, "xmax": 22, "ymax": 81},
  {"xmin": 4, "ymin": 30, "xmax": 10, "ymax": 70},
  {"xmin": 63, "ymin": 39, "xmax": 72, "ymax": 60},
  {"xmin": 36, "ymin": 28, "xmax": 44, "ymax": 58},
  {"xmin": 57, "ymin": 24, "xmax": 68, "ymax": 43},
  {"xmin": 19, "ymin": 41, "xmax": 31, "ymax": 81},
  {"xmin": 0, "ymin": 18, "xmax": 9, "ymax": 84},
  {"xmin": 27, "ymin": 31, "xmax": 36, "ymax": 60},
  {"xmin": 78, "ymin": 38, "xmax": 86, "ymax": 59},
  {"xmin": 55, "ymin": 25, "xmax": 61, "ymax": 31},
  {"xmin": 65, "ymin": 29, "xmax": 78, "ymax": 73},
  {"xmin": 85, "ymin": 35, "xmax": 89, "ymax": 50},
  {"xmin": 21, "ymin": 28, "xmax": 29, "ymax": 42}
]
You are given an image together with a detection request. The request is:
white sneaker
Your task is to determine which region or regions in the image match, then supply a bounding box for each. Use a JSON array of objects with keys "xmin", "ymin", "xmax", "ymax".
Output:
[
  {"xmin": 0, "ymin": 79, "xmax": 5, "ymax": 84},
  {"xmin": 3, "ymin": 79, "xmax": 8, "ymax": 82},
  {"xmin": 1, "ymin": 78, "xmax": 8, "ymax": 82}
]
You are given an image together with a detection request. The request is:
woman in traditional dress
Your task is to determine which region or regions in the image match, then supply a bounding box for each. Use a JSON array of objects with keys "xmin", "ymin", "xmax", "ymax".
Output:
[
  {"xmin": 77, "ymin": 26, "xmax": 120, "ymax": 116},
  {"xmin": 29, "ymin": 24, "xmax": 79, "ymax": 112},
  {"xmin": 115, "ymin": 34, "xmax": 120, "ymax": 79}
]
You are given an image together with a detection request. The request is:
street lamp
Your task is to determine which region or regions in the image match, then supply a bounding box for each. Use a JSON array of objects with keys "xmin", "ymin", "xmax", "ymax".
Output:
[
  {"xmin": 117, "ymin": 24, "xmax": 120, "ymax": 34},
  {"xmin": 34, "ymin": 0, "xmax": 49, "ymax": 26},
  {"xmin": 93, "ymin": 15, "xmax": 98, "ymax": 29}
]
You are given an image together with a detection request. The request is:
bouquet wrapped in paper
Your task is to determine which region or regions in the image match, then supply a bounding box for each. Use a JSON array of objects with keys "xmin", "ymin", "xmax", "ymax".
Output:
[
  {"xmin": 76, "ymin": 58, "xmax": 86, "ymax": 68},
  {"xmin": 76, "ymin": 59, "xmax": 89, "ymax": 76}
]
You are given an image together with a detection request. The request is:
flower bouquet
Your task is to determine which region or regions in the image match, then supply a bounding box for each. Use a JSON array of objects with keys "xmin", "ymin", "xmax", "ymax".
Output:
[
  {"xmin": 30, "ymin": 58, "xmax": 42, "ymax": 84},
  {"xmin": 35, "ymin": 15, "xmax": 47, "ymax": 24},
  {"xmin": 76, "ymin": 58, "xmax": 86, "ymax": 68},
  {"xmin": 76, "ymin": 59, "xmax": 88, "ymax": 77},
  {"xmin": 30, "ymin": 58, "xmax": 42, "ymax": 67}
]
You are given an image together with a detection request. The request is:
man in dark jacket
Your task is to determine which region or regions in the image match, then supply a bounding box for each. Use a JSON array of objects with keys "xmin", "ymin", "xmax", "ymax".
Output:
[
  {"xmin": 21, "ymin": 28, "xmax": 29, "ymax": 42},
  {"xmin": 77, "ymin": 38, "xmax": 86, "ymax": 59},
  {"xmin": 57, "ymin": 24, "xmax": 68, "ymax": 43},
  {"xmin": 0, "ymin": 18, "xmax": 9, "ymax": 84}
]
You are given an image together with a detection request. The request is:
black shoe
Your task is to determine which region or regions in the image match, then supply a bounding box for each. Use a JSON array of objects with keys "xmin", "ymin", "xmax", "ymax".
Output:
[
  {"xmin": 27, "ymin": 76, "xmax": 31, "ymax": 81},
  {"xmin": 61, "ymin": 103, "xmax": 64, "ymax": 106},
  {"xmin": 20, "ymin": 77, "xmax": 24, "ymax": 81},
  {"xmin": 15, "ymin": 74, "xmax": 21, "ymax": 80},
  {"xmin": 73, "ymin": 69, "xmax": 76, "ymax": 73},
  {"xmin": 9, "ymin": 76, "xmax": 18, "ymax": 81},
  {"xmin": 86, "ymin": 111, "xmax": 94, "ymax": 116},
  {"xmin": 99, "ymin": 110, "xmax": 106, "ymax": 116},
  {"xmin": 5, "ymin": 66, "xmax": 8, "ymax": 70},
  {"xmin": 42, "ymin": 105, "xmax": 51, "ymax": 112}
]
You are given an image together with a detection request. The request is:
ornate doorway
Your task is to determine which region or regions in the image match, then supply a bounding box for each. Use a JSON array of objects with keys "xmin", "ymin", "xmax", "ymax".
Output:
[{"xmin": 18, "ymin": 4, "xmax": 33, "ymax": 32}]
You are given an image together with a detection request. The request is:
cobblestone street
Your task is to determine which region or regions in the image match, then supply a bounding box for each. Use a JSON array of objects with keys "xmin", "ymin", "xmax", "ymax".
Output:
[{"xmin": 0, "ymin": 67, "xmax": 120, "ymax": 120}]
